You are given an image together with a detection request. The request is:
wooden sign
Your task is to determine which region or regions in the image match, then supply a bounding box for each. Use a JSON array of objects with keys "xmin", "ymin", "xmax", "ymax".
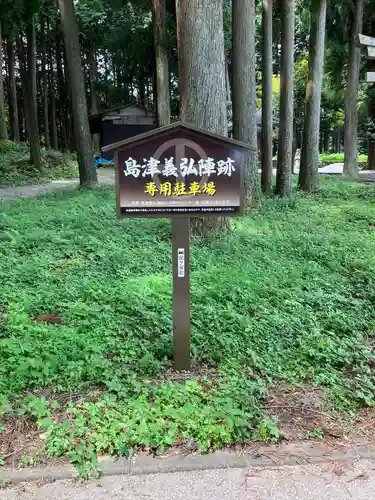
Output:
[
  {"xmin": 358, "ymin": 34, "xmax": 375, "ymax": 84},
  {"xmin": 357, "ymin": 34, "xmax": 375, "ymax": 47},
  {"xmin": 103, "ymin": 122, "xmax": 249, "ymax": 370},
  {"xmin": 103, "ymin": 122, "xmax": 246, "ymax": 218},
  {"xmin": 367, "ymin": 46, "xmax": 375, "ymax": 60}
]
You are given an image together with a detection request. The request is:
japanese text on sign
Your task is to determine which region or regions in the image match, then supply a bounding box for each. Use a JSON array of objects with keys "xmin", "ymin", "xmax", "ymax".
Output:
[
  {"xmin": 145, "ymin": 181, "xmax": 217, "ymax": 197},
  {"xmin": 123, "ymin": 157, "xmax": 236, "ymax": 178}
]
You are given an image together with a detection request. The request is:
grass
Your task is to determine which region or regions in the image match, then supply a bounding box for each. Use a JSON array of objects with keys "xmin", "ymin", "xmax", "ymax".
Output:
[
  {"xmin": 319, "ymin": 153, "xmax": 368, "ymax": 164},
  {"xmin": 271, "ymin": 153, "xmax": 368, "ymax": 165},
  {"xmin": 0, "ymin": 140, "xmax": 78, "ymax": 187},
  {"xmin": 1, "ymin": 178, "xmax": 375, "ymax": 475}
]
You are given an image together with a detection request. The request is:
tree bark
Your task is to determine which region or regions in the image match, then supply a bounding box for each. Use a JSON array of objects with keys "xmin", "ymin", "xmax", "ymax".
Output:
[
  {"xmin": 41, "ymin": 16, "xmax": 50, "ymax": 149},
  {"xmin": 152, "ymin": 0, "xmax": 171, "ymax": 127},
  {"xmin": 176, "ymin": 0, "xmax": 228, "ymax": 236},
  {"xmin": 26, "ymin": 16, "xmax": 42, "ymax": 167},
  {"xmin": 276, "ymin": 0, "xmax": 295, "ymax": 197},
  {"xmin": 58, "ymin": 0, "xmax": 97, "ymax": 187},
  {"xmin": 0, "ymin": 23, "xmax": 8, "ymax": 139},
  {"xmin": 88, "ymin": 44, "xmax": 100, "ymax": 152},
  {"xmin": 298, "ymin": 0, "xmax": 327, "ymax": 192},
  {"xmin": 6, "ymin": 37, "xmax": 20, "ymax": 142},
  {"xmin": 343, "ymin": 0, "xmax": 365, "ymax": 176},
  {"xmin": 232, "ymin": 0, "xmax": 259, "ymax": 204},
  {"xmin": 261, "ymin": 0, "xmax": 273, "ymax": 194}
]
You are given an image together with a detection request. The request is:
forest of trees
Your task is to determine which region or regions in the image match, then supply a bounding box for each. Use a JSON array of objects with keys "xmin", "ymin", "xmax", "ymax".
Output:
[{"xmin": 0, "ymin": 0, "xmax": 374, "ymax": 213}]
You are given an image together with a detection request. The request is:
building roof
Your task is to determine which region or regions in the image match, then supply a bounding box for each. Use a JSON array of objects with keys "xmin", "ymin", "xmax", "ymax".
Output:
[
  {"xmin": 102, "ymin": 121, "xmax": 255, "ymax": 153},
  {"xmin": 89, "ymin": 103, "xmax": 154, "ymax": 122}
]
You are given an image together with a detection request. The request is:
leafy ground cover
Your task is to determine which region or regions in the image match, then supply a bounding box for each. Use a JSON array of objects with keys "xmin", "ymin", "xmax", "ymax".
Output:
[
  {"xmin": 1, "ymin": 178, "xmax": 375, "ymax": 476},
  {"xmin": 0, "ymin": 140, "xmax": 78, "ymax": 187}
]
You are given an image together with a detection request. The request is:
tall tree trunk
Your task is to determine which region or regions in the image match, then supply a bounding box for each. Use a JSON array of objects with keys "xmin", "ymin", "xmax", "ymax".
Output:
[
  {"xmin": 6, "ymin": 37, "xmax": 20, "ymax": 142},
  {"xmin": 17, "ymin": 35, "xmax": 29, "ymax": 139},
  {"xmin": 58, "ymin": 0, "xmax": 97, "ymax": 187},
  {"xmin": 63, "ymin": 49, "xmax": 75, "ymax": 152},
  {"xmin": 50, "ymin": 95, "xmax": 58, "ymax": 150},
  {"xmin": 56, "ymin": 34, "xmax": 68, "ymax": 150},
  {"xmin": 232, "ymin": 0, "xmax": 259, "ymax": 204},
  {"xmin": 292, "ymin": 120, "xmax": 297, "ymax": 174},
  {"xmin": 139, "ymin": 76, "xmax": 145, "ymax": 104},
  {"xmin": 26, "ymin": 16, "xmax": 42, "ymax": 167},
  {"xmin": 298, "ymin": 0, "xmax": 327, "ymax": 192},
  {"xmin": 336, "ymin": 127, "xmax": 341, "ymax": 152},
  {"xmin": 343, "ymin": 0, "xmax": 365, "ymax": 176},
  {"xmin": 330, "ymin": 130, "xmax": 335, "ymax": 153},
  {"xmin": 48, "ymin": 29, "xmax": 58, "ymax": 150},
  {"xmin": 41, "ymin": 16, "xmax": 50, "ymax": 149},
  {"xmin": 225, "ymin": 59, "xmax": 231, "ymax": 102},
  {"xmin": 276, "ymin": 0, "xmax": 295, "ymax": 197},
  {"xmin": 17, "ymin": 93, "xmax": 25, "ymax": 141},
  {"xmin": 176, "ymin": 0, "xmax": 228, "ymax": 236},
  {"xmin": 152, "ymin": 0, "xmax": 171, "ymax": 127},
  {"xmin": 261, "ymin": 0, "xmax": 273, "ymax": 194},
  {"xmin": 368, "ymin": 92, "xmax": 375, "ymax": 170},
  {"xmin": 88, "ymin": 44, "xmax": 100, "ymax": 152},
  {"xmin": 0, "ymin": 23, "xmax": 8, "ymax": 139}
]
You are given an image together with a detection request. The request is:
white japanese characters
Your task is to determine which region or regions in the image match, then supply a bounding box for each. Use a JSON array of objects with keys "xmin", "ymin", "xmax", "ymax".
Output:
[{"xmin": 122, "ymin": 156, "xmax": 236, "ymax": 178}]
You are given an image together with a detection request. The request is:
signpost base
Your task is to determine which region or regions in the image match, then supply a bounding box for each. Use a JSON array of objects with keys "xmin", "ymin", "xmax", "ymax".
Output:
[{"xmin": 172, "ymin": 217, "xmax": 190, "ymax": 371}]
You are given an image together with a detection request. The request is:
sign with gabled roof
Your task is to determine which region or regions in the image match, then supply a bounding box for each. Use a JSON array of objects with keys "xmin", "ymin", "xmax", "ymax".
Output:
[{"xmin": 103, "ymin": 121, "xmax": 250, "ymax": 218}]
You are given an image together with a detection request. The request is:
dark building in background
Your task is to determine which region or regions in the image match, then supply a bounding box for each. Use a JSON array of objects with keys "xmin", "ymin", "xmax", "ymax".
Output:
[{"xmin": 89, "ymin": 104, "xmax": 157, "ymax": 159}]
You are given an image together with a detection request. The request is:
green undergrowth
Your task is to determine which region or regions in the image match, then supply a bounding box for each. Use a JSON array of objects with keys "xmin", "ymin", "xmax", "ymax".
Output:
[
  {"xmin": 1, "ymin": 178, "xmax": 375, "ymax": 475},
  {"xmin": 0, "ymin": 140, "xmax": 78, "ymax": 187}
]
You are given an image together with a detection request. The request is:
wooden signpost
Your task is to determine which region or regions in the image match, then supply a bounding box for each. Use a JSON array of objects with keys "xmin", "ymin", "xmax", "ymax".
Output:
[
  {"xmin": 102, "ymin": 121, "xmax": 249, "ymax": 370},
  {"xmin": 358, "ymin": 34, "xmax": 375, "ymax": 82}
]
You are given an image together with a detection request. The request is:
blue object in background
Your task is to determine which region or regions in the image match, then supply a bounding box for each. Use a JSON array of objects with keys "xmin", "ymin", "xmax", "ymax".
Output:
[{"xmin": 95, "ymin": 157, "xmax": 115, "ymax": 168}]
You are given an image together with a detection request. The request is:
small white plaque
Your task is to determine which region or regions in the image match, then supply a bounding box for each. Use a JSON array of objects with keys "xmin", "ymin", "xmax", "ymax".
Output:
[{"xmin": 177, "ymin": 248, "xmax": 185, "ymax": 278}]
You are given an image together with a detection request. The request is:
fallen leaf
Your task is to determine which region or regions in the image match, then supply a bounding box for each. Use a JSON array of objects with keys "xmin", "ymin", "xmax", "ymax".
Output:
[{"xmin": 33, "ymin": 314, "xmax": 62, "ymax": 324}]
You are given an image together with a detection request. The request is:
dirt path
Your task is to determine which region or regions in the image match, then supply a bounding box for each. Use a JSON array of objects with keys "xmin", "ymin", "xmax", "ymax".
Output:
[{"xmin": 0, "ymin": 169, "xmax": 115, "ymax": 200}]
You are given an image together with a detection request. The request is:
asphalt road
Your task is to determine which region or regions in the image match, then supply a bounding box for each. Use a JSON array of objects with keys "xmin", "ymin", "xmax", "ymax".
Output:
[{"xmin": 3, "ymin": 460, "xmax": 375, "ymax": 500}]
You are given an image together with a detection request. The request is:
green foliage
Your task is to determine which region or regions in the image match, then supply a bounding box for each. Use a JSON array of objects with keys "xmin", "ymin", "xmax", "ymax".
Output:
[
  {"xmin": 0, "ymin": 144, "xmax": 78, "ymax": 187},
  {"xmin": 308, "ymin": 428, "xmax": 325, "ymax": 440},
  {"xmin": 319, "ymin": 153, "xmax": 368, "ymax": 164},
  {"xmin": 256, "ymin": 418, "xmax": 280, "ymax": 442},
  {"xmin": 41, "ymin": 373, "xmax": 263, "ymax": 476},
  {"xmin": 0, "ymin": 140, "xmax": 14, "ymax": 153},
  {"xmin": 1, "ymin": 179, "xmax": 375, "ymax": 474}
]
